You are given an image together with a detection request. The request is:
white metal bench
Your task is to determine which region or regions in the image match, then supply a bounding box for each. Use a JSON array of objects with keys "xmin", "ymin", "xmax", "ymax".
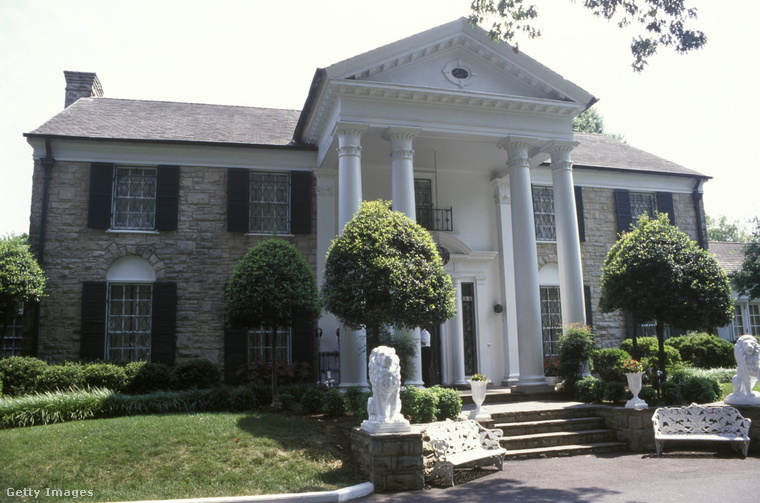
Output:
[
  {"xmin": 652, "ymin": 403, "xmax": 751, "ymax": 457},
  {"xmin": 422, "ymin": 419, "xmax": 507, "ymax": 486}
]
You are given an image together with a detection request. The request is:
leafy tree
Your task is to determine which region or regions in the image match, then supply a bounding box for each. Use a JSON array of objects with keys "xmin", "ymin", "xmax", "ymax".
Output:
[
  {"xmin": 599, "ymin": 214, "xmax": 733, "ymax": 376},
  {"xmin": 225, "ymin": 239, "xmax": 320, "ymax": 405},
  {"xmin": 0, "ymin": 234, "xmax": 46, "ymax": 349},
  {"xmin": 469, "ymin": 0, "xmax": 707, "ymax": 71},
  {"xmin": 322, "ymin": 200, "xmax": 456, "ymax": 351},
  {"xmin": 734, "ymin": 219, "xmax": 760, "ymax": 300},
  {"xmin": 572, "ymin": 108, "xmax": 626, "ymax": 142},
  {"xmin": 706, "ymin": 214, "xmax": 752, "ymax": 242}
]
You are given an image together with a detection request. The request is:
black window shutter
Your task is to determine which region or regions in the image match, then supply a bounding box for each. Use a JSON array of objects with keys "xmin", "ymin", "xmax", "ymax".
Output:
[
  {"xmin": 656, "ymin": 192, "xmax": 676, "ymax": 225},
  {"xmin": 227, "ymin": 168, "xmax": 250, "ymax": 233},
  {"xmin": 151, "ymin": 283, "xmax": 177, "ymax": 365},
  {"xmin": 614, "ymin": 189, "xmax": 632, "ymax": 235},
  {"xmin": 155, "ymin": 165, "xmax": 180, "ymax": 231},
  {"xmin": 584, "ymin": 285, "xmax": 593, "ymax": 328},
  {"xmin": 224, "ymin": 327, "xmax": 248, "ymax": 385},
  {"xmin": 81, "ymin": 282, "xmax": 107, "ymax": 360},
  {"xmin": 575, "ymin": 186, "xmax": 585, "ymax": 242},
  {"xmin": 290, "ymin": 317, "xmax": 315, "ymax": 366},
  {"xmin": 88, "ymin": 163, "xmax": 114, "ymax": 229},
  {"xmin": 290, "ymin": 171, "xmax": 313, "ymax": 235}
]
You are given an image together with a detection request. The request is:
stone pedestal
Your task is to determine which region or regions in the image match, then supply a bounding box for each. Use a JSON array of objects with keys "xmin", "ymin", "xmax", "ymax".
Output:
[{"xmin": 350, "ymin": 428, "xmax": 424, "ymax": 492}]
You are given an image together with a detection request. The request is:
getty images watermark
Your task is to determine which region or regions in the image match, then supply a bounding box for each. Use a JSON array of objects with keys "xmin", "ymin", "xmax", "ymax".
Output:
[{"xmin": 7, "ymin": 487, "xmax": 95, "ymax": 499}]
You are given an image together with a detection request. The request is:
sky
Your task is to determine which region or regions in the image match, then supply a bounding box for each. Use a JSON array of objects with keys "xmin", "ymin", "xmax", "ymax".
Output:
[{"xmin": 1, "ymin": 0, "xmax": 758, "ymax": 237}]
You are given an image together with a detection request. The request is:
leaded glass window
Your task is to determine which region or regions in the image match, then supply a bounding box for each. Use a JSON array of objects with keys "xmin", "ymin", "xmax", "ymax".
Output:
[
  {"xmin": 107, "ymin": 284, "xmax": 152, "ymax": 361},
  {"xmin": 112, "ymin": 167, "xmax": 157, "ymax": 230},
  {"xmin": 248, "ymin": 328, "xmax": 291, "ymax": 363},
  {"xmin": 415, "ymin": 179, "xmax": 433, "ymax": 230},
  {"xmin": 630, "ymin": 192, "xmax": 656, "ymax": 220},
  {"xmin": 532, "ymin": 186, "xmax": 556, "ymax": 241},
  {"xmin": 250, "ymin": 172, "xmax": 290, "ymax": 234},
  {"xmin": 540, "ymin": 286, "xmax": 562, "ymax": 355},
  {"xmin": 749, "ymin": 304, "xmax": 760, "ymax": 336},
  {"xmin": 1, "ymin": 309, "xmax": 23, "ymax": 357},
  {"xmin": 731, "ymin": 305, "xmax": 746, "ymax": 341}
]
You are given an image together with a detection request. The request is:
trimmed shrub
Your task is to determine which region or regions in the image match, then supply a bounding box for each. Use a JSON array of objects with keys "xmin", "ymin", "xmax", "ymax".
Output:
[
  {"xmin": 0, "ymin": 356, "xmax": 48, "ymax": 396},
  {"xmin": 620, "ymin": 337, "xmax": 659, "ymax": 359},
  {"xmin": 324, "ymin": 388, "xmax": 347, "ymax": 417},
  {"xmin": 400, "ymin": 385, "xmax": 436, "ymax": 423},
  {"xmin": 249, "ymin": 384, "xmax": 272, "ymax": 407},
  {"xmin": 300, "ymin": 387, "xmax": 326, "ymax": 414},
  {"xmin": 681, "ymin": 376, "xmax": 721, "ymax": 404},
  {"xmin": 603, "ymin": 381, "xmax": 627, "ymax": 403},
  {"xmin": 591, "ymin": 348, "xmax": 631, "ymax": 382},
  {"xmin": 574, "ymin": 376, "xmax": 604, "ymax": 403},
  {"xmin": 228, "ymin": 386, "xmax": 257, "ymax": 412},
  {"xmin": 36, "ymin": 362, "xmax": 86, "ymax": 392},
  {"xmin": 429, "ymin": 386, "xmax": 462, "ymax": 420},
  {"xmin": 666, "ymin": 332, "xmax": 735, "ymax": 369},
  {"xmin": 83, "ymin": 363, "xmax": 127, "ymax": 392},
  {"xmin": 639, "ymin": 386, "xmax": 658, "ymax": 404},
  {"xmin": 237, "ymin": 360, "xmax": 313, "ymax": 387},
  {"xmin": 125, "ymin": 361, "xmax": 171, "ymax": 394},
  {"xmin": 170, "ymin": 358, "xmax": 220, "ymax": 390},
  {"xmin": 660, "ymin": 381, "xmax": 683, "ymax": 405},
  {"xmin": 279, "ymin": 393, "xmax": 296, "ymax": 410},
  {"xmin": 691, "ymin": 367, "xmax": 735, "ymax": 384},
  {"xmin": 557, "ymin": 325, "xmax": 595, "ymax": 380},
  {"xmin": 344, "ymin": 386, "xmax": 371, "ymax": 418}
]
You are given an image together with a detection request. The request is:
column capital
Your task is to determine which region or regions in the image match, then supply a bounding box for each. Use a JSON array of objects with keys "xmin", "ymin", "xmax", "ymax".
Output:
[
  {"xmin": 546, "ymin": 140, "xmax": 579, "ymax": 172},
  {"xmin": 382, "ymin": 126, "xmax": 421, "ymax": 143},
  {"xmin": 333, "ymin": 122, "xmax": 369, "ymax": 138},
  {"xmin": 497, "ymin": 136, "xmax": 538, "ymax": 153},
  {"xmin": 491, "ymin": 177, "xmax": 511, "ymax": 205}
]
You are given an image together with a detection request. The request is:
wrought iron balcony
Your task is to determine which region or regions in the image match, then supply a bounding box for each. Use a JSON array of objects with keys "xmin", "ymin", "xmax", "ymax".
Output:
[{"xmin": 416, "ymin": 207, "xmax": 453, "ymax": 232}]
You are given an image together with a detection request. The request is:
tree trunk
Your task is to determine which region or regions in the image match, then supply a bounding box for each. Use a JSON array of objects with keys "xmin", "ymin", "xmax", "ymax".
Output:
[
  {"xmin": 656, "ymin": 319, "xmax": 666, "ymax": 379},
  {"xmin": 270, "ymin": 325, "xmax": 278, "ymax": 407},
  {"xmin": 630, "ymin": 316, "xmax": 639, "ymax": 361}
]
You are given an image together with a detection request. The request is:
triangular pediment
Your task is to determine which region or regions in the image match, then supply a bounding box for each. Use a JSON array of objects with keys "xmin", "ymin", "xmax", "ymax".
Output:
[{"xmin": 324, "ymin": 18, "xmax": 594, "ymax": 106}]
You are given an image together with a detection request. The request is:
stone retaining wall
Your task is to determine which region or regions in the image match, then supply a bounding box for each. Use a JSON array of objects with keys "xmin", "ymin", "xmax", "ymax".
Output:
[{"xmin": 349, "ymin": 428, "xmax": 424, "ymax": 492}]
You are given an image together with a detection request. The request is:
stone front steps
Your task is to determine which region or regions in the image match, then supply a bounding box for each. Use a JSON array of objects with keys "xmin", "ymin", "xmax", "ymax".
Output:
[{"xmin": 491, "ymin": 405, "xmax": 628, "ymax": 460}]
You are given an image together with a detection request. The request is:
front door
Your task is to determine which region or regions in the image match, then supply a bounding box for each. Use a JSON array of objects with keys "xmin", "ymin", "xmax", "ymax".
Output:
[{"xmin": 462, "ymin": 282, "xmax": 478, "ymax": 375}]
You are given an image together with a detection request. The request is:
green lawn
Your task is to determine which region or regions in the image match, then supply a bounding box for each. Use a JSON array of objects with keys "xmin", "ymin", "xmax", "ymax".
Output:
[{"xmin": 0, "ymin": 412, "xmax": 364, "ymax": 502}]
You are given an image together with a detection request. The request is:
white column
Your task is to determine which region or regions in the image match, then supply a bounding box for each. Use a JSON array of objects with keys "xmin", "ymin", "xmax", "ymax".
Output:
[
  {"xmin": 384, "ymin": 127, "xmax": 424, "ymax": 386},
  {"xmin": 336, "ymin": 124, "xmax": 368, "ymax": 232},
  {"xmin": 449, "ymin": 277, "xmax": 466, "ymax": 386},
  {"xmin": 315, "ymin": 171, "xmax": 340, "ymax": 359},
  {"xmin": 383, "ymin": 127, "xmax": 420, "ymax": 220},
  {"xmin": 492, "ymin": 178, "xmax": 520, "ymax": 386},
  {"xmin": 335, "ymin": 124, "xmax": 368, "ymax": 389},
  {"xmin": 499, "ymin": 137, "xmax": 549, "ymax": 392},
  {"xmin": 548, "ymin": 142, "xmax": 586, "ymax": 326}
]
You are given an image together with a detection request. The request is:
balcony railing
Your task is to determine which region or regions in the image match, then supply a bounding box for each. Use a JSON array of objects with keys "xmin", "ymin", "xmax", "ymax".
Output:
[{"xmin": 417, "ymin": 207, "xmax": 453, "ymax": 232}]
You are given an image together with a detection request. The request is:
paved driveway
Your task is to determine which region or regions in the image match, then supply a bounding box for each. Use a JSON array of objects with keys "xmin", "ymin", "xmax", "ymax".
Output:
[{"xmin": 358, "ymin": 451, "xmax": 760, "ymax": 503}]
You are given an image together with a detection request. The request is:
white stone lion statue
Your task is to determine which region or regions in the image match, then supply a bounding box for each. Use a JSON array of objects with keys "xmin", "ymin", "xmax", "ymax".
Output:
[
  {"xmin": 361, "ymin": 345, "xmax": 410, "ymax": 433},
  {"xmin": 726, "ymin": 334, "xmax": 760, "ymax": 405}
]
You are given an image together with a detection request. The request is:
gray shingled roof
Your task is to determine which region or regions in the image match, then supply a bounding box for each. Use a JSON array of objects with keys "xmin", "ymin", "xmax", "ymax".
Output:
[
  {"xmin": 27, "ymin": 98, "xmax": 706, "ymax": 178},
  {"xmin": 27, "ymin": 98, "xmax": 303, "ymax": 146},
  {"xmin": 709, "ymin": 241, "xmax": 746, "ymax": 275},
  {"xmin": 572, "ymin": 133, "xmax": 704, "ymax": 177}
]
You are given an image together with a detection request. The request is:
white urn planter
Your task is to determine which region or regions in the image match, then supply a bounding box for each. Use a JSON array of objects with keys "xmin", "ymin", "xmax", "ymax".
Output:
[
  {"xmin": 625, "ymin": 371, "xmax": 648, "ymax": 409},
  {"xmin": 468, "ymin": 378, "xmax": 491, "ymax": 420}
]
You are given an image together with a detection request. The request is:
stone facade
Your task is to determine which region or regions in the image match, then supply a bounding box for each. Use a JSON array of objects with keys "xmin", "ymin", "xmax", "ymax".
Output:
[
  {"xmin": 536, "ymin": 185, "xmax": 708, "ymax": 351},
  {"xmin": 27, "ymin": 159, "xmax": 317, "ymax": 369}
]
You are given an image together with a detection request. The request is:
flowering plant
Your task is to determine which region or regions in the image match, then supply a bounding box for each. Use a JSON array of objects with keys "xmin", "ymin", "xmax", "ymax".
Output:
[
  {"xmin": 620, "ymin": 359, "xmax": 644, "ymax": 373},
  {"xmin": 544, "ymin": 355, "xmax": 559, "ymax": 376},
  {"xmin": 469, "ymin": 373, "xmax": 489, "ymax": 382}
]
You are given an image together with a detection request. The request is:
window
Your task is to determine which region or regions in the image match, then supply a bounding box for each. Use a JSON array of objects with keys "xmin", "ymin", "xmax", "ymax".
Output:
[
  {"xmin": 227, "ymin": 169, "xmax": 312, "ymax": 235},
  {"xmin": 248, "ymin": 327, "xmax": 291, "ymax": 363},
  {"xmin": 630, "ymin": 192, "xmax": 656, "ymax": 220},
  {"xmin": 731, "ymin": 306, "xmax": 746, "ymax": 341},
  {"xmin": 1, "ymin": 309, "xmax": 23, "ymax": 357},
  {"xmin": 112, "ymin": 167, "xmax": 157, "ymax": 230},
  {"xmin": 532, "ymin": 186, "xmax": 556, "ymax": 241},
  {"xmin": 540, "ymin": 286, "xmax": 562, "ymax": 355},
  {"xmin": 249, "ymin": 172, "xmax": 290, "ymax": 234},
  {"xmin": 81, "ymin": 256, "xmax": 176, "ymax": 363},
  {"xmin": 107, "ymin": 284, "xmax": 153, "ymax": 361},
  {"xmin": 749, "ymin": 304, "xmax": 760, "ymax": 336},
  {"xmin": 415, "ymin": 179, "xmax": 433, "ymax": 229},
  {"xmin": 88, "ymin": 163, "xmax": 179, "ymax": 231}
]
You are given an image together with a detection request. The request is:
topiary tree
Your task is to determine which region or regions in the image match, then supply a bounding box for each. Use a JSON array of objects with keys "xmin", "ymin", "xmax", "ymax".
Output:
[
  {"xmin": 599, "ymin": 213, "xmax": 734, "ymax": 377},
  {"xmin": 225, "ymin": 239, "xmax": 321, "ymax": 405},
  {"xmin": 322, "ymin": 200, "xmax": 456, "ymax": 352},
  {"xmin": 0, "ymin": 234, "xmax": 46, "ymax": 351}
]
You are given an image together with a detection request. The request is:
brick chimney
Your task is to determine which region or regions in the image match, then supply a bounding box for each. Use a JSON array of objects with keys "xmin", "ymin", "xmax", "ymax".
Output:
[{"xmin": 63, "ymin": 71, "xmax": 103, "ymax": 108}]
